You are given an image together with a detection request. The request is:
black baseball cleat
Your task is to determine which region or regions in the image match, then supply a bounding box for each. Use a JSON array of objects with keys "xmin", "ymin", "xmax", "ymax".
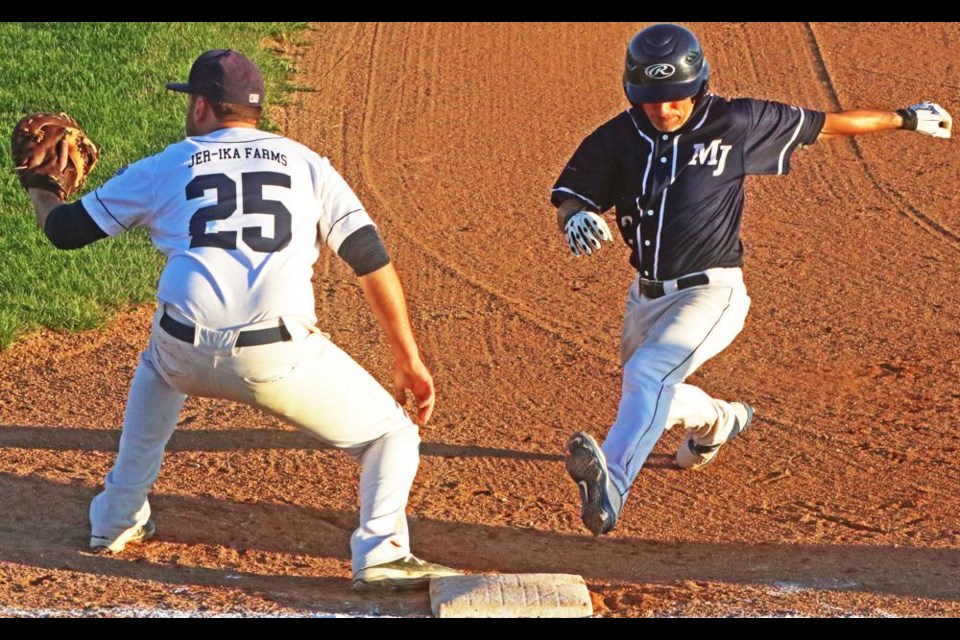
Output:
[
  {"xmin": 565, "ymin": 431, "xmax": 622, "ymax": 537},
  {"xmin": 89, "ymin": 519, "xmax": 156, "ymax": 554},
  {"xmin": 351, "ymin": 554, "xmax": 462, "ymax": 592},
  {"xmin": 676, "ymin": 401, "xmax": 754, "ymax": 470}
]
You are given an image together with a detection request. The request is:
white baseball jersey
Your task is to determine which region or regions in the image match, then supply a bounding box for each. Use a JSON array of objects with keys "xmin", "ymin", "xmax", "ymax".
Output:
[{"xmin": 82, "ymin": 127, "xmax": 376, "ymax": 329}]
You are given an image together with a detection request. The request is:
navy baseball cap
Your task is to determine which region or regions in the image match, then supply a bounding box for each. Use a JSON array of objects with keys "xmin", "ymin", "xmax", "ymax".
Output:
[{"xmin": 166, "ymin": 49, "xmax": 265, "ymax": 106}]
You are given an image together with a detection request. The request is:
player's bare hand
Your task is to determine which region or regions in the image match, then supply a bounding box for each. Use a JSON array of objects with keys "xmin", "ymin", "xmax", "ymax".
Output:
[
  {"xmin": 565, "ymin": 210, "xmax": 613, "ymax": 257},
  {"xmin": 393, "ymin": 357, "xmax": 435, "ymax": 425}
]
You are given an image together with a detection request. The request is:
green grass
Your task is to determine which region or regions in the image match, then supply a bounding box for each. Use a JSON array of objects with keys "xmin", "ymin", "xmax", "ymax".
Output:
[{"xmin": 0, "ymin": 22, "xmax": 307, "ymax": 350}]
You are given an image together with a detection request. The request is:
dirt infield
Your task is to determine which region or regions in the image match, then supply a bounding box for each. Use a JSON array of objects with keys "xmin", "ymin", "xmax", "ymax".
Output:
[{"xmin": 0, "ymin": 23, "xmax": 957, "ymax": 617}]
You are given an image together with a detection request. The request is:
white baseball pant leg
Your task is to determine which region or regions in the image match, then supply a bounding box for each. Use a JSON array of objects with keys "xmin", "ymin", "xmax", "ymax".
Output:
[
  {"xmin": 88, "ymin": 344, "xmax": 186, "ymax": 544},
  {"xmin": 601, "ymin": 268, "xmax": 752, "ymax": 501},
  {"xmin": 91, "ymin": 307, "xmax": 420, "ymax": 573}
]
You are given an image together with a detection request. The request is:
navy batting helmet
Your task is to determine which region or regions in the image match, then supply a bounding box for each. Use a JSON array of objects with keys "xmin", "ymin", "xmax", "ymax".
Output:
[{"xmin": 623, "ymin": 24, "xmax": 709, "ymax": 105}]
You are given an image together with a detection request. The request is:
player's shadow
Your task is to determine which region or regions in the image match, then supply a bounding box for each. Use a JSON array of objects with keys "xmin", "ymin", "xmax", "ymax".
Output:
[
  {"xmin": 0, "ymin": 425, "xmax": 564, "ymax": 462},
  {"xmin": 0, "ymin": 470, "xmax": 426, "ymax": 616},
  {"xmin": 0, "ymin": 470, "xmax": 956, "ymax": 614}
]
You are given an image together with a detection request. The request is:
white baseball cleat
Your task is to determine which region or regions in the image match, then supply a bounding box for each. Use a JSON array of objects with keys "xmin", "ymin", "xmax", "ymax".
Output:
[
  {"xmin": 351, "ymin": 554, "xmax": 462, "ymax": 592},
  {"xmin": 89, "ymin": 519, "xmax": 156, "ymax": 553},
  {"xmin": 676, "ymin": 402, "xmax": 754, "ymax": 471}
]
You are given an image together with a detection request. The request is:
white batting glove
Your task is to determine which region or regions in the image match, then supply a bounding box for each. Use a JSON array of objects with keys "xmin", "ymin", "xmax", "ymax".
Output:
[
  {"xmin": 898, "ymin": 101, "xmax": 952, "ymax": 139},
  {"xmin": 564, "ymin": 210, "xmax": 613, "ymax": 257}
]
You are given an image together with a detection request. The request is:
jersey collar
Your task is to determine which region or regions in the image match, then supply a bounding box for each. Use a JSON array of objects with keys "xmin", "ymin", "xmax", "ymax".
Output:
[
  {"xmin": 628, "ymin": 94, "xmax": 716, "ymax": 137},
  {"xmin": 189, "ymin": 127, "xmax": 279, "ymax": 143}
]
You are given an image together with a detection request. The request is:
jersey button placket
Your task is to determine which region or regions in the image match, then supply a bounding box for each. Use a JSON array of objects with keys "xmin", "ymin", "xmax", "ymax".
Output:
[
  {"xmin": 649, "ymin": 137, "xmax": 670, "ymax": 277},
  {"xmin": 642, "ymin": 135, "xmax": 668, "ymax": 281},
  {"xmin": 639, "ymin": 204, "xmax": 656, "ymax": 279}
]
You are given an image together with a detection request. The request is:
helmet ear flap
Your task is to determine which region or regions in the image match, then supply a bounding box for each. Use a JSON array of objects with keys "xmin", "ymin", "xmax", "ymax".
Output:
[{"xmin": 693, "ymin": 78, "xmax": 709, "ymax": 103}]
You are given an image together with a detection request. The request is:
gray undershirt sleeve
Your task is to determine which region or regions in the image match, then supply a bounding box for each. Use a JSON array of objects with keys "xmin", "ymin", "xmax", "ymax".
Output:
[
  {"xmin": 337, "ymin": 225, "xmax": 391, "ymax": 276},
  {"xmin": 44, "ymin": 200, "xmax": 109, "ymax": 249}
]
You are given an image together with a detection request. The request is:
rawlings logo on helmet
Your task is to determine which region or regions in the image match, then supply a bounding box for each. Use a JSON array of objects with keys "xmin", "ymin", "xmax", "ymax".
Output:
[{"xmin": 645, "ymin": 63, "xmax": 676, "ymax": 79}]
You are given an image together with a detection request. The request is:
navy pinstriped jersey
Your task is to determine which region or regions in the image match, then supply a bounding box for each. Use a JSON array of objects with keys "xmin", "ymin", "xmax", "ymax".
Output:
[{"xmin": 551, "ymin": 95, "xmax": 826, "ymax": 281}]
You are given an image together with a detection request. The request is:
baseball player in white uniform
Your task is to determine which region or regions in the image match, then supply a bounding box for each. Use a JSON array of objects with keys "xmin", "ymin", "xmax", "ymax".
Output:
[
  {"xmin": 553, "ymin": 24, "xmax": 952, "ymax": 537},
  {"xmin": 26, "ymin": 49, "xmax": 461, "ymax": 591}
]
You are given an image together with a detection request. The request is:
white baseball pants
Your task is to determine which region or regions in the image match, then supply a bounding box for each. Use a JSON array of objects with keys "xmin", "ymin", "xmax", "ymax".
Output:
[
  {"xmin": 90, "ymin": 306, "xmax": 420, "ymax": 573},
  {"xmin": 601, "ymin": 267, "xmax": 752, "ymax": 500}
]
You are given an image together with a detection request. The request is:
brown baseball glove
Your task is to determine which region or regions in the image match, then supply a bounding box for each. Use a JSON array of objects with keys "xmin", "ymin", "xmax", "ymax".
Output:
[{"xmin": 10, "ymin": 112, "xmax": 100, "ymax": 201}]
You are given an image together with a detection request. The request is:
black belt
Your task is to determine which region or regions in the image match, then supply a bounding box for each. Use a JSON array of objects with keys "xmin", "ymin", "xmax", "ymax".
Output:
[
  {"xmin": 160, "ymin": 312, "xmax": 292, "ymax": 347},
  {"xmin": 640, "ymin": 272, "xmax": 710, "ymax": 299}
]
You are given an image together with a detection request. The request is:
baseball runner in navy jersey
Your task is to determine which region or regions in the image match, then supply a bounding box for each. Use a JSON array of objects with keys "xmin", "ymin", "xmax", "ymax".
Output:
[
  {"xmin": 25, "ymin": 50, "xmax": 461, "ymax": 590},
  {"xmin": 554, "ymin": 24, "xmax": 952, "ymax": 537}
]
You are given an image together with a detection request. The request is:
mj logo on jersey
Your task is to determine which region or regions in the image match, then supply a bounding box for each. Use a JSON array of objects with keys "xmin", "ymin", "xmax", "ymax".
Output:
[{"xmin": 688, "ymin": 139, "xmax": 732, "ymax": 176}]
